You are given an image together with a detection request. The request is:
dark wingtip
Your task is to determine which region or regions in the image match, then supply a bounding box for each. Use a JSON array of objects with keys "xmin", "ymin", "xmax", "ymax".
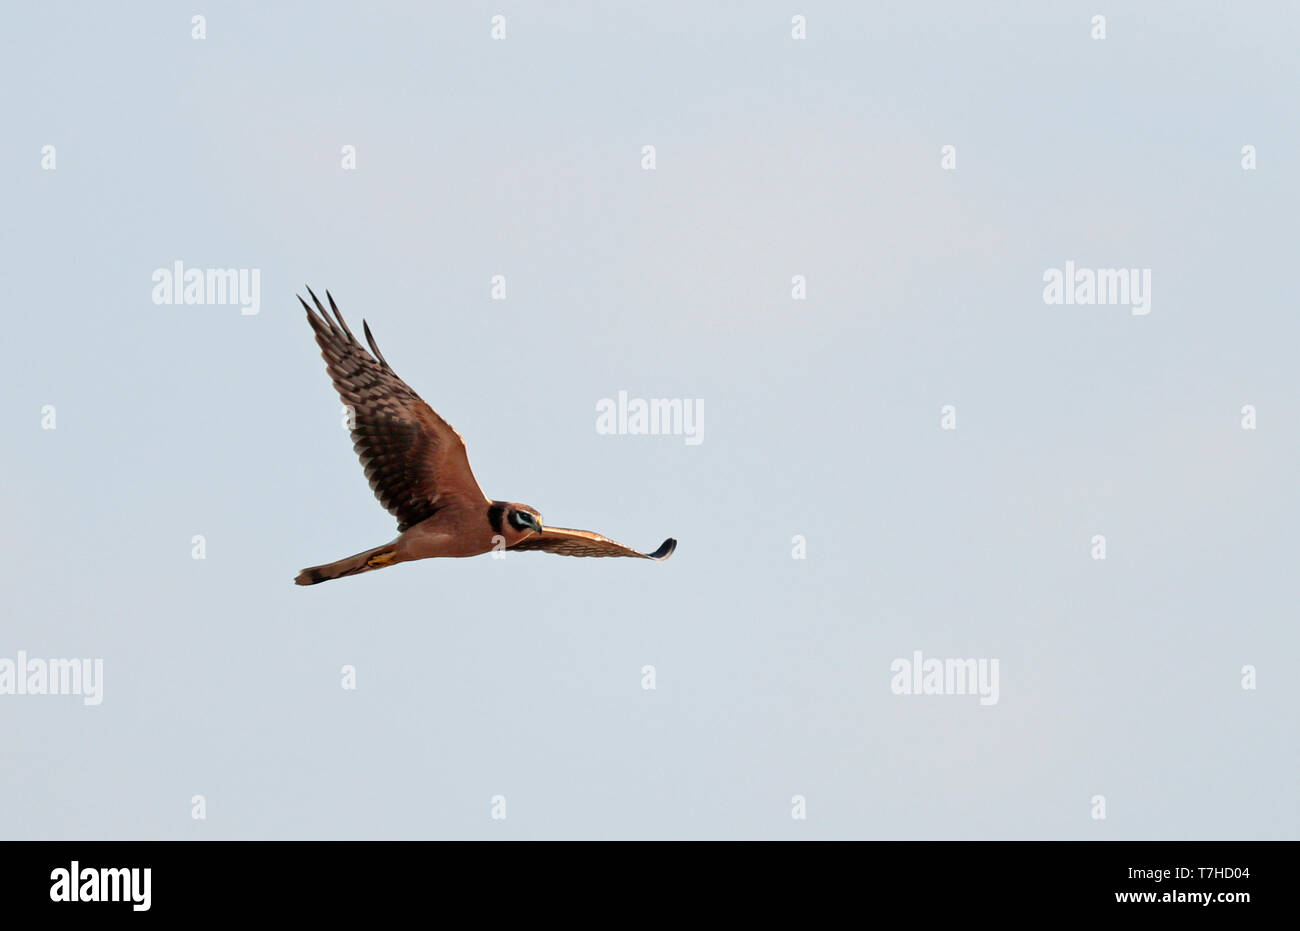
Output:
[
  {"xmin": 305, "ymin": 285, "xmax": 330, "ymax": 321},
  {"xmin": 362, "ymin": 318, "xmax": 392, "ymax": 369},
  {"xmin": 325, "ymin": 290, "xmax": 358, "ymax": 343},
  {"xmin": 646, "ymin": 538, "xmax": 677, "ymax": 561},
  {"xmin": 300, "ymin": 293, "xmax": 332, "ymax": 341},
  {"xmin": 299, "ymin": 293, "xmax": 324, "ymax": 328}
]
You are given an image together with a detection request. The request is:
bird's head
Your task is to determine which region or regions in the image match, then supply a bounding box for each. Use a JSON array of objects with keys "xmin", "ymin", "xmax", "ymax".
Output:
[
  {"xmin": 489, "ymin": 501, "xmax": 544, "ymax": 543},
  {"xmin": 508, "ymin": 504, "xmax": 544, "ymax": 535}
]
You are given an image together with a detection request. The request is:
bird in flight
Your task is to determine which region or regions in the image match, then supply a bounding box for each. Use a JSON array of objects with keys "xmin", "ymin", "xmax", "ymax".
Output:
[{"xmin": 294, "ymin": 289, "xmax": 676, "ymax": 585}]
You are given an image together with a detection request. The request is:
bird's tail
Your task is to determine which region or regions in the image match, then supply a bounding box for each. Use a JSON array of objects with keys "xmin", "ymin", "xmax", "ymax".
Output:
[{"xmin": 295, "ymin": 542, "xmax": 400, "ymax": 586}]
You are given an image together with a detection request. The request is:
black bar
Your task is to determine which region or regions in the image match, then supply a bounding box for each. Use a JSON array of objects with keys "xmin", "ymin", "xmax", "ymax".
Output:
[{"xmin": 0, "ymin": 841, "xmax": 1285, "ymax": 917}]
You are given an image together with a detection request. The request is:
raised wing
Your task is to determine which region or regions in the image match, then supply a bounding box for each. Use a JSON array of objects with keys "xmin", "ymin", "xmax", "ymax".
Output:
[
  {"xmin": 508, "ymin": 527, "xmax": 676, "ymax": 561},
  {"xmin": 300, "ymin": 288, "xmax": 488, "ymax": 531}
]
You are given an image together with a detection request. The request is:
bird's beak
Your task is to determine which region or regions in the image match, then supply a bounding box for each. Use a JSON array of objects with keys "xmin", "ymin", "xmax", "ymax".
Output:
[{"xmin": 533, "ymin": 521, "xmax": 544, "ymax": 534}]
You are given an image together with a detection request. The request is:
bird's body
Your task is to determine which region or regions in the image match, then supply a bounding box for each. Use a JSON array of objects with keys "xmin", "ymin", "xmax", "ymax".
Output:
[
  {"xmin": 294, "ymin": 500, "xmax": 526, "ymax": 585},
  {"xmin": 294, "ymin": 289, "xmax": 675, "ymax": 585}
]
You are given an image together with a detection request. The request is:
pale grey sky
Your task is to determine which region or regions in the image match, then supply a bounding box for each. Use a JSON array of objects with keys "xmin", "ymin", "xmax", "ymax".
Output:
[{"xmin": 2, "ymin": 1, "xmax": 1296, "ymax": 839}]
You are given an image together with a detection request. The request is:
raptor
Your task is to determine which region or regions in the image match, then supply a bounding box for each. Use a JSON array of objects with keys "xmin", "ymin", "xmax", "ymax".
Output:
[{"xmin": 294, "ymin": 289, "xmax": 676, "ymax": 585}]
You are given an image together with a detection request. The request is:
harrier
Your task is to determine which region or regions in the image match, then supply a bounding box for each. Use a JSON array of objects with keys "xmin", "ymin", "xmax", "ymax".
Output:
[{"xmin": 294, "ymin": 289, "xmax": 676, "ymax": 585}]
